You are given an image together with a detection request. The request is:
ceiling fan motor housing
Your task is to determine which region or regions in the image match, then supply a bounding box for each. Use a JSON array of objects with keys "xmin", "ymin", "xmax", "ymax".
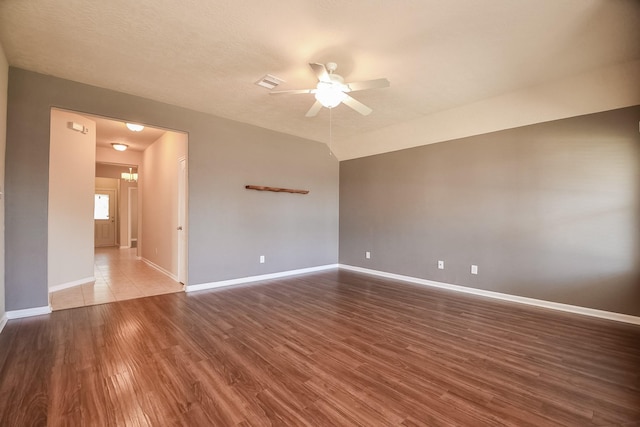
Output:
[{"xmin": 325, "ymin": 62, "xmax": 338, "ymax": 73}]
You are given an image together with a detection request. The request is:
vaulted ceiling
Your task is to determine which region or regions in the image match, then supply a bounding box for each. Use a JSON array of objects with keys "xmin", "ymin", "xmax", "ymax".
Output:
[{"xmin": 1, "ymin": 0, "xmax": 639, "ymax": 159}]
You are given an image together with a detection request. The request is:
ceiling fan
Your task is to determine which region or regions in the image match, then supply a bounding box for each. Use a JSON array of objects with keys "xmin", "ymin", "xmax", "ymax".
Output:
[{"xmin": 270, "ymin": 62, "xmax": 390, "ymax": 117}]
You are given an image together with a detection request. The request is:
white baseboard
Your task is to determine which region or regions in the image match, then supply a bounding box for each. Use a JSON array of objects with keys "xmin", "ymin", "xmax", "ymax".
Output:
[
  {"xmin": 6, "ymin": 305, "xmax": 52, "ymax": 320},
  {"xmin": 0, "ymin": 313, "xmax": 7, "ymax": 335},
  {"xmin": 339, "ymin": 264, "xmax": 640, "ymax": 326},
  {"xmin": 142, "ymin": 258, "xmax": 178, "ymax": 281},
  {"xmin": 49, "ymin": 276, "xmax": 95, "ymax": 293},
  {"xmin": 120, "ymin": 245, "xmax": 131, "ymax": 249},
  {"xmin": 186, "ymin": 264, "xmax": 339, "ymax": 293}
]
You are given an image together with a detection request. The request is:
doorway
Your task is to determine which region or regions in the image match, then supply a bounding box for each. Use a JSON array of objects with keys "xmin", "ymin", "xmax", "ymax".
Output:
[
  {"xmin": 48, "ymin": 109, "xmax": 189, "ymax": 310},
  {"xmin": 128, "ymin": 187, "xmax": 138, "ymax": 248},
  {"xmin": 94, "ymin": 188, "xmax": 117, "ymax": 247}
]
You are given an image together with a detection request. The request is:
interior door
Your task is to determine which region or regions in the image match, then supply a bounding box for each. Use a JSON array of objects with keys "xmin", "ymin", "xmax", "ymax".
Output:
[{"xmin": 94, "ymin": 189, "xmax": 116, "ymax": 247}]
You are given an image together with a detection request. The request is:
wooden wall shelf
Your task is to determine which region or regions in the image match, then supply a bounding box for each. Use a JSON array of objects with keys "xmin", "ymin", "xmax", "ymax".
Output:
[{"xmin": 245, "ymin": 185, "xmax": 309, "ymax": 195}]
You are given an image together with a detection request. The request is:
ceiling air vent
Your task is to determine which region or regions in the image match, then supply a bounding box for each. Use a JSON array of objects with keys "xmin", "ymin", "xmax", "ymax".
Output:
[{"xmin": 256, "ymin": 74, "xmax": 284, "ymax": 90}]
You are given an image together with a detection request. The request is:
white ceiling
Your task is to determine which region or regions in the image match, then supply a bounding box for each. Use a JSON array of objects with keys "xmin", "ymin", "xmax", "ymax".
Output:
[
  {"xmin": 1, "ymin": 0, "xmax": 639, "ymax": 159},
  {"xmin": 90, "ymin": 115, "xmax": 166, "ymax": 152}
]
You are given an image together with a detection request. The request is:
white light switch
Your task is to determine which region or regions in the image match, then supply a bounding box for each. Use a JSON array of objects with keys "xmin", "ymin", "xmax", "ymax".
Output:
[
  {"xmin": 260, "ymin": 255, "xmax": 265, "ymax": 264},
  {"xmin": 471, "ymin": 265, "xmax": 478, "ymax": 275},
  {"xmin": 438, "ymin": 260, "xmax": 444, "ymax": 269},
  {"xmin": 365, "ymin": 251, "xmax": 371, "ymax": 259}
]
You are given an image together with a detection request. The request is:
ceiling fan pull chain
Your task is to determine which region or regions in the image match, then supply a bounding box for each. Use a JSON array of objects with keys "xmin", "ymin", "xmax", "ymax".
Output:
[{"xmin": 329, "ymin": 106, "xmax": 333, "ymax": 157}]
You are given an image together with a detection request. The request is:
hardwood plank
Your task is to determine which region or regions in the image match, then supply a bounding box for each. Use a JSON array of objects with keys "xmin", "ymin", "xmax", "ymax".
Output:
[{"xmin": 1, "ymin": 269, "xmax": 639, "ymax": 425}]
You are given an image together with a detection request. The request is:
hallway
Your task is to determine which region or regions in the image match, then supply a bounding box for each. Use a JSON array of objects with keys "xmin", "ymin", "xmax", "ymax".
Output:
[{"xmin": 50, "ymin": 247, "xmax": 183, "ymax": 310}]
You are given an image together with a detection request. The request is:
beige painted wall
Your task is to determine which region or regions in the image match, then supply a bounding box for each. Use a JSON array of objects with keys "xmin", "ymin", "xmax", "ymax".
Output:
[
  {"xmin": 0, "ymin": 42, "xmax": 7, "ymax": 322},
  {"xmin": 96, "ymin": 146, "xmax": 142, "ymax": 166},
  {"xmin": 141, "ymin": 131, "xmax": 187, "ymax": 278},
  {"xmin": 95, "ymin": 177, "xmax": 118, "ymax": 189},
  {"xmin": 48, "ymin": 109, "xmax": 96, "ymax": 290}
]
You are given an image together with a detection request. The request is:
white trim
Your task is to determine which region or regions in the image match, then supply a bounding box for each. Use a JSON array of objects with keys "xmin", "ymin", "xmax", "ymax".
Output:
[
  {"xmin": 49, "ymin": 276, "xmax": 95, "ymax": 293},
  {"xmin": 128, "ymin": 187, "xmax": 138, "ymax": 249},
  {"xmin": 177, "ymin": 156, "xmax": 187, "ymax": 286},
  {"xmin": 6, "ymin": 305, "xmax": 52, "ymax": 320},
  {"xmin": 186, "ymin": 264, "xmax": 339, "ymax": 292},
  {"xmin": 119, "ymin": 245, "xmax": 131, "ymax": 249},
  {"xmin": 142, "ymin": 257, "xmax": 179, "ymax": 282},
  {"xmin": 0, "ymin": 314, "xmax": 7, "ymax": 335},
  {"xmin": 339, "ymin": 264, "xmax": 640, "ymax": 326}
]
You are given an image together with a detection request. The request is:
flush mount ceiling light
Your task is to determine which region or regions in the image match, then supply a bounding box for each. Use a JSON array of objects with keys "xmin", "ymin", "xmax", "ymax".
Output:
[
  {"xmin": 111, "ymin": 143, "xmax": 128, "ymax": 151},
  {"xmin": 125, "ymin": 123, "xmax": 144, "ymax": 132}
]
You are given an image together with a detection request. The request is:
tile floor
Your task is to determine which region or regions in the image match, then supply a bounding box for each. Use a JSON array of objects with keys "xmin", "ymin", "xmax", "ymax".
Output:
[{"xmin": 50, "ymin": 247, "xmax": 184, "ymax": 310}]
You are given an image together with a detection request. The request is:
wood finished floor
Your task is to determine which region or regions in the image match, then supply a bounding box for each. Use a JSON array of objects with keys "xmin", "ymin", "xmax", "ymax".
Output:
[{"xmin": 1, "ymin": 270, "xmax": 639, "ymax": 426}]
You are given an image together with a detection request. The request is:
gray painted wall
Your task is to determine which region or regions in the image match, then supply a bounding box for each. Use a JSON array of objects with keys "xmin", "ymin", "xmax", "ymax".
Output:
[
  {"xmin": 6, "ymin": 68, "xmax": 338, "ymax": 311},
  {"xmin": 0, "ymin": 43, "xmax": 7, "ymax": 321},
  {"xmin": 340, "ymin": 106, "xmax": 640, "ymax": 316}
]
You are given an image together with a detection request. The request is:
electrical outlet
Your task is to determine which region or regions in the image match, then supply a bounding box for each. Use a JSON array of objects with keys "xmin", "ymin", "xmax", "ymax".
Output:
[
  {"xmin": 259, "ymin": 255, "xmax": 265, "ymax": 264},
  {"xmin": 471, "ymin": 265, "xmax": 478, "ymax": 275},
  {"xmin": 438, "ymin": 260, "xmax": 444, "ymax": 269},
  {"xmin": 365, "ymin": 251, "xmax": 371, "ymax": 259}
]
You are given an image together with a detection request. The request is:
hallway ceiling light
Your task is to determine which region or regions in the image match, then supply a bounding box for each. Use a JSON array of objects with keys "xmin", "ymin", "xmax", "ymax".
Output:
[
  {"xmin": 111, "ymin": 143, "xmax": 128, "ymax": 151},
  {"xmin": 126, "ymin": 123, "xmax": 145, "ymax": 132},
  {"xmin": 121, "ymin": 167, "xmax": 138, "ymax": 182}
]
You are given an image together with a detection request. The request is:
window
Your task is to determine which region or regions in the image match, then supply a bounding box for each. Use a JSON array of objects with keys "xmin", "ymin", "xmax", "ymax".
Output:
[{"xmin": 94, "ymin": 194, "xmax": 109, "ymax": 220}]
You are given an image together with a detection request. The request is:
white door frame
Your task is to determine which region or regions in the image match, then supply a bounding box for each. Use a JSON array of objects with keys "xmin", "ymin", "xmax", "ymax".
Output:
[
  {"xmin": 177, "ymin": 156, "xmax": 187, "ymax": 285},
  {"xmin": 127, "ymin": 186, "xmax": 138, "ymax": 248}
]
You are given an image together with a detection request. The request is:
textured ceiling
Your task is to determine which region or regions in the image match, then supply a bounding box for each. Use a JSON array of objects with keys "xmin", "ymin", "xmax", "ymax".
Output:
[{"xmin": 1, "ymin": 0, "xmax": 639, "ymax": 159}]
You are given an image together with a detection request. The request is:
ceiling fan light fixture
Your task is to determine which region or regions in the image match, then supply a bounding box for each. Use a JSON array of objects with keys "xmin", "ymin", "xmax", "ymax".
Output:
[
  {"xmin": 269, "ymin": 62, "xmax": 389, "ymax": 117},
  {"xmin": 111, "ymin": 143, "xmax": 128, "ymax": 151},
  {"xmin": 126, "ymin": 123, "xmax": 144, "ymax": 132},
  {"xmin": 315, "ymin": 83, "xmax": 347, "ymax": 108}
]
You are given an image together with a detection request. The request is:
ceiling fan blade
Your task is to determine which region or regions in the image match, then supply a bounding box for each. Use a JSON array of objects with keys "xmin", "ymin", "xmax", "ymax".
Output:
[
  {"xmin": 342, "ymin": 94, "xmax": 373, "ymax": 116},
  {"xmin": 269, "ymin": 88, "xmax": 315, "ymax": 95},
  {"xmin": 345, "ymin": 78, "xmax": 390, "ymax": 92},
  {"xmin": 309, "ymin": 63, "xmax": 330, "ymax": 82},
  {"xmin": 305, "ymin": 100, "xmax": 323, "ymax": 117}
]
